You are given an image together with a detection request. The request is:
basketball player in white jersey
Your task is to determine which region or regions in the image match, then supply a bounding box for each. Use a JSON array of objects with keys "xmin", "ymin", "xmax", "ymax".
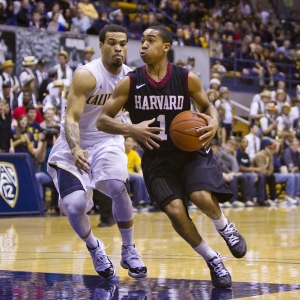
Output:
[{"xmin": 47, "ymin": 25, "xmax": 147, "ymax": 279}]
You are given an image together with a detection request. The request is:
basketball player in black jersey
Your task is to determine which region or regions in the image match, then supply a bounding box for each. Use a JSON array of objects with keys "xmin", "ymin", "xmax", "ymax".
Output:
[{"xmin": 97, "ymin": 25, "xmax": 247, "ymax": 288}]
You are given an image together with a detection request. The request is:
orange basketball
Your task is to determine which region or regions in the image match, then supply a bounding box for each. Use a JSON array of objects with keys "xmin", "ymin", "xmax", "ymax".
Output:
[{"xmin": 170, "ymin": 110, "xmax": 207, "ymax": 152}]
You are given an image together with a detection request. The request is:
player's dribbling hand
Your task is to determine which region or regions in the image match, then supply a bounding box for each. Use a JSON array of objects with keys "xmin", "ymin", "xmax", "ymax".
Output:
[
  {"xmin": 131, "ymin": 118, "xmax": 163, "ymax": 150},
  {"xmin": 72, "ymin": 147, "xmax": 91, "ymax": 174},
  {"xmin": 196, "ymin": 113, "xmax": 218, "ymax": 148}
]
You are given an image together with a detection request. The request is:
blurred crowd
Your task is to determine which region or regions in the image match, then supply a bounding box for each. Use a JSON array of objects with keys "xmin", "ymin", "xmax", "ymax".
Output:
[
  {"xmin": 205, "ymin": 71, "xmax": 300, "ymax": 208},
  {"xmin": 1, "ymin": 0, "xmax": 300, "ymax": 85}
]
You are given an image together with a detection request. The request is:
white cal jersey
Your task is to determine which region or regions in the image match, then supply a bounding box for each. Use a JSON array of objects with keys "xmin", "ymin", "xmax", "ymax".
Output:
[{"xmin": 60, "ymin": 58, "xmax": 132, "ymax": 148}]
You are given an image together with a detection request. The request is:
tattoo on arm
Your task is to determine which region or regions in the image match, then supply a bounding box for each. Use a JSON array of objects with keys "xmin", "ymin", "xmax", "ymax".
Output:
[{"xmin": 65, "ymin": 122, "xmax": 80, "ymax": 150}]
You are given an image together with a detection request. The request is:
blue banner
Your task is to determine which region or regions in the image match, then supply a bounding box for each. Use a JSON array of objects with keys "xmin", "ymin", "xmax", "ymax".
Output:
[{"xmin": 0, "ymin": 153, "xmax": 44, "ymax": 215}]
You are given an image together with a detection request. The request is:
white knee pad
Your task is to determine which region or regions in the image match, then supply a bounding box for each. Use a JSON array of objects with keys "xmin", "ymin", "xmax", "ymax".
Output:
[{"xmin": 102, "ymin": 179, "xmax": 133, "ymax": 222}]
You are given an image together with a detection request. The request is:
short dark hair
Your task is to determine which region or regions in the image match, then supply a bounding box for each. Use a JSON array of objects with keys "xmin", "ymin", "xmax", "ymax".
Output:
[
  {"xmin": 99, "ymin": 24, "xmax": 128, "ymax": 43},
  {"xmin": 147, "ymin": 25, "xmax": 173, "ymax": 45},
  {"xmin": 26, "ymin": 105, "xmax": 36, "ymax": 113}
]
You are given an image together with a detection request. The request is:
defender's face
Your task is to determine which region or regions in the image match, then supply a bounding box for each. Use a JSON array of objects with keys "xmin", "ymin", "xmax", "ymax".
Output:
[
  {"xmin": 100, "ymin": 32, "xmax": 128, "ymax": 68},
  {"xmin": 140, "ymin": 29, "xmax": 169, "ymax": 64}
]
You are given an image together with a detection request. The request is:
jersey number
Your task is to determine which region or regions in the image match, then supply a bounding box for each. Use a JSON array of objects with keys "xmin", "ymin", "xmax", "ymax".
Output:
[{"xmin": 157, "ymin": 115, "xmax": 168, "ymax": 140}]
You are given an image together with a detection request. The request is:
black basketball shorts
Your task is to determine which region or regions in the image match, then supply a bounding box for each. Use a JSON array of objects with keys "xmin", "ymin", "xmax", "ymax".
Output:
[{"xmin": 142, "ymin": 148, "xmax": 233, "ymax": 211}]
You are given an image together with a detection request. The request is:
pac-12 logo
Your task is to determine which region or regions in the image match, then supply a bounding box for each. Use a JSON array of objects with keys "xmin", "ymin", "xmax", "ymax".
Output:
[{"xmin": 0, "ymin": 163, "xmax": 19, "ymax": 208}]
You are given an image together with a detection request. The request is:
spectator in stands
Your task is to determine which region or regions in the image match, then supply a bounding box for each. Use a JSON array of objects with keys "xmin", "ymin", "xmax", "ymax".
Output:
[
  {"xmin": 271, "ymin": 81, "xmax": 291, "ymax": 103},
  {"xmin": 281, "ymin": 138, "xmax": 300, "ymax": 191},
  {"xmin": 5, "ymin": 0, "xmax": 15, "ymax": 26},
  {"xmin": 71, "ymin": 7, "xmax": 91, "ymax": 34},
  {"xmin": 141, "ymin": 12, "xmax": 156, "ymax": 32},
  {"xmin": 215, "ymin": 86, "xmax": 234, "ymax": 144},
  {"xmin": 29, "ymin": 10, "xmax": 46, "ymax": 30},
  {"xmin": 190, "ymin": 28, "xmax": 201, "ymax": 47},
  {"xmin": 277, "ymin": 102, "xmax": 295, "ymax": 149},
  {"xmin": 293, "ymin": 50, "xmax": 300, "ymax": 79},
  {"xmin": 249, "ymin": 90, "xmax": 272, "ymax": 124},
  {"xmin": 209, "ymin": 77, "xmax": 221, "ymax": 95},
  {"xmin": 47, "ymin": 2, "xmax": 68, "ymax": 30},
  {"xmin": 77, "ymin": 0, "xmax": 98, "ymax": 22},
  {"xmin": 252, "ymin": 138, "xmax": 278, "ymax": 205},
  {"xmin": 254, "ymin": 23, "xmax": 273, "ymax": 44},
  {"xmin": 35, "ymin": 1, "xmax": 46, "ymax": 17},
  {"xmin": 245, "ymin": 123, "xmax": 261, "ymax": 159},
  {"xmin": 2, "ymin": 81, "xmax": 17, "ymax": 111},
  {"xmin": 235, "ymin": 43, "xmax": 251, "ymax": 73},
  {"xmin": 182, "ymin": 2, "xmax": 201, "ymax": 25},
  {"xmin": 16, "ymin": 0, "xmax": 31, "ymax": 27},
  {"xmin": 272, "ymin": 26, "xmax": 284, "ymax": 48},
  {"xmin": 12, "ymin": 90, "xmax": 43, "ymax": 124},
  {"xmin": 206, "ymin": 89, "xmax": 218, "ymax": 105},
  {"xmin": 124, "ymin": 135, "xmax": 151, "ymax": 211},
  {"xmin": 291, "ymin": 96, "xmax": 300, "ymax": 123},
  {"xmin": 236, "ymin": 137, "xmax": 265, "ymax": 206},
  {"xmin": 42, "ymin": 80, "xmax": 65, "ymax": 122},
  {"xmin": 0, "ymin": 99, "xmax": 13, "ymax": 153},
  {"xmin": 11, "ymin": 115, "xmax": 34, "ymax": 155},
  {"xmin": 89, "ymin": 11, "xmax": 110, "ymax": 34},
  {"xmin": 210, "ymin": 31, "xmax": 223, "ymax": 60},
  {"xmin": 173, "ymin": 27, "xmax": 189, "ymax": 46},
  {"xmin": 0, "ymin": 60, "xmax": 19, "ymax": 100},
  {"xmin": 26, "ymin": 105, "xmax": 44, "ymax": 172},
  {"xmin": 127, "ymin": 15, "xmax": 143, "ymax": 40},
  {"xmin": 0, "ymin": 1, "xmax": 6, "ymax": 24},
  {"xmin": 211, "ymin": 1, "xmax": 222, "ymax": 18},
  {"xmin": 273, "ymin": 89, "xmax": 287, "ymax": 115},
  {"xmin": 56, "ymin": 0, "xmax": 70, "ymax": 16},
  {"xmin": 38, "ymin": 66, "xmax": 58, "ymax": 103},
  {"xmin": 274, "ymin": 141, "xmax": 299, "ymax": 205},
  {"xmin": 77, "ymin": 46, "xmax": 94, "ymax": 67},
  {"xmin": 35, "ymin": 59, "xmax": 48, "ymax": 87},
  {"xmin": 241, "ymin": 0, "xmax": 252, "ymax": 16},
  {"xmin": 276, "ymin": 40, "xmax": 291, "ymax": 59},
  {"xmin": 260, "ymin": 102, "xmax": 278, "ymax": 140},
  {"xmin": 19, "ymin": 56, "xmax": 38, "ymax": 90},
  {"xmin": 249, "ymin": 35, "xmax": 262, "ymax": 53},
  {"xmin": 17, "ymin": 75, "xmax": 37, "ymax": 107},
  {"xmin": 239, "ymin": 19, "xmax": 252, "ymax": 39},
  {"xmin": 274, "ymin": 52, "xmax": 291, "ymax": 81},
  {"xmin": 55, "ymin": 50, "xmax": 73, "ymax": 87},
  {"xmin": 255, "ymin": 2, "xmax": 270, "ymax": 25},
  {"xmin": 243, "ymin": 44, "xmax": 265, "ymax": 86},
  {"xmin": 47, "ymin": 11, "xmax": 65, "ymax": 32},
  {"xmin": 163, "ymin": 0, "xmax": 184, "ymax": 32},
  {"xmin": 216, "ymin": 139, "xmax": 252, "ymax": 208}
]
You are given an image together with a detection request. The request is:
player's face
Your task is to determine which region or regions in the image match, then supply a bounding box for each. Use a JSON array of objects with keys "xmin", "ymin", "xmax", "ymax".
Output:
[
  {"xmin": 100, "ymin": 32, "xmax": 128, "ymax": 69},
  {"xmin": 140, "ymin": 29, "xmax": 170, "ymax": 64}
]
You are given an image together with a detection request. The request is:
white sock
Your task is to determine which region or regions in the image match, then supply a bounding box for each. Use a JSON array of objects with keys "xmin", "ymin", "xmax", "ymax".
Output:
[
  {"xmin": 193, "ymin": 240, "xmax": 217, "ymax": 261},
  {"xmin": 119, "ymin": 226, "xmax": 134, "ymax": 247},
  {"xmin": 212, "ymin": 212, "xmax": 228, "ymax": 230},
  {"xmin": 83, "ymin": 232, "xmax": 99, "ymax": 250}
]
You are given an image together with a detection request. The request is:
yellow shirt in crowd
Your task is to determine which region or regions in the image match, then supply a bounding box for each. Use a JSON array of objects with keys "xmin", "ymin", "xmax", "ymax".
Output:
[{"xmin": 126, "ymin": 149, "xmax": 141, "ymax": 173}]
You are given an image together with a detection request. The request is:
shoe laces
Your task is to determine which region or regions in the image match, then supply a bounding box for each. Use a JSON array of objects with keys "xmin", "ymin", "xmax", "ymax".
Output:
[
  {"xmin": 220, "ymin": 222, "xmax": 239, "ymax": 246},
  {"xmin": 208, "ymin": 255, "xmax": 229, "ymax": 277},
  {"xmin": 123, "ymin": 245, "xmax": 144, "ymax": 268},
  {"xmin": 93, "ymin": 244, "xmax": 112, "ymax": 271}
]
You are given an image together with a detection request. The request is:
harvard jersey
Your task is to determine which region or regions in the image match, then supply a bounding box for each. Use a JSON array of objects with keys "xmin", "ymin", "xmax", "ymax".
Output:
[
  {"xmin": 125, "ymin": 63, "xmax": 191, "ymax": 152},
  {"xmin": 60, "ymin": 58, "xmax": 131, "ymax": 148}
]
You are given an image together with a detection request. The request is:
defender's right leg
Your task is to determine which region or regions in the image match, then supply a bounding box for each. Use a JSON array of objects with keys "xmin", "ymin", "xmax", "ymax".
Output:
[{"xmin": 57, "ymin": 169, "xmax": 115, "ymax": 280}]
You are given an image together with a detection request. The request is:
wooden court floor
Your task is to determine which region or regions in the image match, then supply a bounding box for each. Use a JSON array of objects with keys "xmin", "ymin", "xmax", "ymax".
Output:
[{"xmin": 0, "ymin": 205, "xmax": 300, "ymax": 299}]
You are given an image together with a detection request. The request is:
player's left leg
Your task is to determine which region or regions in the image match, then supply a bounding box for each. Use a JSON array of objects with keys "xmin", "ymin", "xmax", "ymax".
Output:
[
  {"xmin": 191, "ymin": 191, "xmax": 247, "ymax": 259},
  {"xmin": 98, "ymin": 179, "xmax": 147, "ymax": 278}
]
